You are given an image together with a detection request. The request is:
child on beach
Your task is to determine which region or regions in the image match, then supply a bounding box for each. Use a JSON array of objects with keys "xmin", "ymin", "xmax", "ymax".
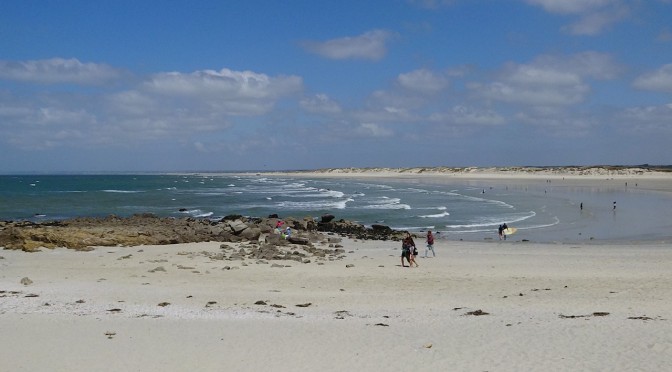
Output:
[{"xmin": 425, "ymin": 230, "xmax": 435, "ymax": 257}]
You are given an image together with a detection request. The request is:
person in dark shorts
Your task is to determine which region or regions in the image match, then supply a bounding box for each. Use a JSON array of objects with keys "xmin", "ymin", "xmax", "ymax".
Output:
[
  {"xmin": 401, "ymin": 237, "xmax": 411, "ymax": 267},
  {"xmin": 406, "ymin": 233, "xmax": 419, "ymax": 267}
]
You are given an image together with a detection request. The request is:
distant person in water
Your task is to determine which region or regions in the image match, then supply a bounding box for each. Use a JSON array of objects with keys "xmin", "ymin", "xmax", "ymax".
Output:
[{"xmin": 425, "ymin": 230, "xmax": 435, "ymax": 258}]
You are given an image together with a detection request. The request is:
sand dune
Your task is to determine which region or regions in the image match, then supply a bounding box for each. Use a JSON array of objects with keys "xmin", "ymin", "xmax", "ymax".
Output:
[{"xmin": 267, "ymin": 165, "xmax": 672, "ymax": 179}]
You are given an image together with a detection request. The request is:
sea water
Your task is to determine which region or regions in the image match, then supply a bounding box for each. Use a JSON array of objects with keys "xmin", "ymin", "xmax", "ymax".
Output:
[{"xmin": 1, "ymin": 174, "xmax": 670, "ymax": 244}]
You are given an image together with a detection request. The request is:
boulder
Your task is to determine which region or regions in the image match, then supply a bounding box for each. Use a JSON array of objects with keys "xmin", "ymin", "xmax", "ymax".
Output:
[
  {"xmin": 287, "ymin": 236, "xmax": 310, "ymax": 245},
  {"xmin": 227, "ymin": 220, "xmax": 249, "ymax": 234},
  {"xmin": 321, "ymin": 214, "xmax": 335, "ymax": 223},
  {"xmin": 239, "ymin": 227, "xmax": 262, "ymax": 241}
]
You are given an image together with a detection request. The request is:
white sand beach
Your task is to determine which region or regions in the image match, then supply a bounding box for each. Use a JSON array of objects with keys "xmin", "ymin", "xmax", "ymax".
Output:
[
  {"xmin": 2, "ymin": 169, "xmax": 672, "ymax": 371},
  {"xmin": 2, "ymin": 238, "xmax": 671, "ymax": 371}
]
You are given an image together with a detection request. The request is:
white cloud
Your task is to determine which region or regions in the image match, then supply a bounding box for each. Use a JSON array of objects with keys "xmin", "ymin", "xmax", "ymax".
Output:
[
  {"xmin": 146, "ymin": 68, "xmax": 302, "ymax": 100},
  {"xmin": 524, "ymin": 0, "xmax": 630, "ymax": 35},
  {"xmin": 397, "ymin": 69, "xmax": 449, "ymax": 94},
  {"xmin": 632, "ymin": 64, "xmax": 672, "ymax": 92},
  {"xmin": 0, "ymin": 66, "xmax": 304, "ymax": 150},
  {"xmin": 429, "ymin": 106, "xmax": 506, "ymax": 126},
  {"xmin": 471, "ymin": 65, "xmax": 589, "ymax": 106},
  {"xmin": 515, "ymin": 109, "xmax": 597, "ymax": 137},
  {"xmin": 301, "ymin": 30, "xmax": 393, "ymax": 61},
  {"xmin": 470, "ymin": 52, "xmax": 619, "ymax": 107},
  {"xmin": 300, "ymin": 94, "xmax": 342, "ymax": 114},
  {"xmin": 620, "ymin": 104, "xmax": 672, "ymax": 133},
  {"xmin": 533, "ymin": 51, "xmax": 622, "ymax": 80},
  {"xmin": 0, "ymin": 58, "xmax": 122, "ymax": 85},
  {"xmin": 143, "ymin": 68, "xmax": 303, "ymax": 116},
  {"xmin": 354, "ymin": 122, "xmax": 394, "ymax": 137},
  {"xmin": 562, "ymin": 5, "xmax": 629, "ymax": 35},
  {"xmin": 524, "ymin": 0, "xmax": 615, "ymax": 14}
]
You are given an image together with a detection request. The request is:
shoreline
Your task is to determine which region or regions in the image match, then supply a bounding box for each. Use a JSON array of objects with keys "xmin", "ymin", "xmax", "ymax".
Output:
[{"xmin": 4, "ymin": 168, "xmax": 671, "ymax": 246}]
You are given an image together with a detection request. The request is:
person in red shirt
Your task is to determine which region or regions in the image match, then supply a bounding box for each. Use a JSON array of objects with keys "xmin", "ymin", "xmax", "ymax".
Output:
[{"xmin": 425, "ymin": 230, "xmax": 435, "ymax": 258}]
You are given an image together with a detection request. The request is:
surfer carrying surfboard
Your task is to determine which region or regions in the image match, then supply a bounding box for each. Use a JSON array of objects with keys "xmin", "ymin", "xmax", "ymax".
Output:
[{"xmin": 499, "ymin": 223, "xmax": 518, "ymax": 240}]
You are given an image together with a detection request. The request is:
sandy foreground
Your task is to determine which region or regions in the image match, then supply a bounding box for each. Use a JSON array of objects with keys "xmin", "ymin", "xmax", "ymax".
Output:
[{"xmin": 2, "ymin": 236, "xmax": 671, "ymax": 371}]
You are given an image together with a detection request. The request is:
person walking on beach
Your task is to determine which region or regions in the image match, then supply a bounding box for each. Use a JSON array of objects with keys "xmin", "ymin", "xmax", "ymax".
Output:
[
  {"xmin": 406, "ymin": 233, "xmax": 419, "ymax": 267},
  {"xmin": 425, "ymin": 230, "xmax": 436, "ymax": 258},
  {"xmin": 499, "ymin": 223, "xmax": 508, "ymax": 240},
  {"xmin": 401, "ymin": 237, "xmax": 412, "ymax": 267}
]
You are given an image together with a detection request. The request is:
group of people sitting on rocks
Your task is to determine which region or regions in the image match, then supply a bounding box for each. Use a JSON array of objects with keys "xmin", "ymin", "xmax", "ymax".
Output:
[{"xmin": 275, "ymin": 220, "xmax": 292, "ymax": 239}]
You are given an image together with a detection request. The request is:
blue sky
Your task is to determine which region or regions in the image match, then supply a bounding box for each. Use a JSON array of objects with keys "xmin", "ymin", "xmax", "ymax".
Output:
[{"xmin": 1, "ymin": 0, "xmax": 671, "ymax": 172}]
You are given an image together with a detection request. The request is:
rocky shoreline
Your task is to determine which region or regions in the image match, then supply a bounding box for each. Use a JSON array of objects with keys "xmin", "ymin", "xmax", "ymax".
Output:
[{"xmin": 0, "ymin": 213, "xmax": 406, "ymax": 254}]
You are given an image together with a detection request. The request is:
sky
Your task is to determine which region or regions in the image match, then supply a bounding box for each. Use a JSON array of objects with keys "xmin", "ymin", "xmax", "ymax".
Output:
[{"xmin": 1, "ymin": 0, "xmax": 671, "ymax": 172}]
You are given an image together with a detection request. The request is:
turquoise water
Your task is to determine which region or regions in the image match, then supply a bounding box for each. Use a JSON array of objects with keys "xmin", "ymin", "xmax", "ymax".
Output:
[{"xmin": 1, "ymin": 174, "xmax": 670, "ymax": 244}]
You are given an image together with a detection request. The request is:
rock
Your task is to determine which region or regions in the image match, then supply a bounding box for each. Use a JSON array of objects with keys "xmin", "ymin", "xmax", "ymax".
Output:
[
  {"xmin": 321, "ymin": 214, "xmax": 335, "ymax": 223},
  {"xmin": 346, "ymin": 264, "xmax": 355, "ymax": 268},
  {"xmin": 227, "ymin": 220, "xmax": 249, "ymax": 234},
  {"xmin": 20, "ymin": 277, "xmax": 33, "ymax": 286},
  {"xmin": 0, "ymin": 214, "xmax": 403, "ymax": 252},
  {"xmin": 239, "ymin": 227, "xmax": 262, "ymax": 241},
  {"xmin": 222, "ymin": 215, "xmax": 244, "ymax": 221},
  {"xmin": 371, "ymin": 224, "xmax": 392, "ymax": 233},
  {"xmin": 423, "ymin": 343, "xmax": 433, "ymax": 349},
  {"xmin": 287, "ymin": 236, "xmax": 310, "ymax": 245}
]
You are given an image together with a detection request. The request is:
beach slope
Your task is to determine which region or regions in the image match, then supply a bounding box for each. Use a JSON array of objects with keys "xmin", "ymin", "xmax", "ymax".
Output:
[{"xmin": 1, "ymin": 238, "xmax": 671, "ymax": 371}]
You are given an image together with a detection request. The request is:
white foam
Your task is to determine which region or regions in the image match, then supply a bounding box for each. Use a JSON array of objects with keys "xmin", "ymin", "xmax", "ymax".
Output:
[
  {"xmin": 102, "ymin": 190, "xmax": 144, "ymax": 194},
  {"xmin": 277, "ymin": 198, "xmax": 353, "ymax": 210},
  {"xmin": 360, "ymin": 197, "xmax": 411, "ymax": 210},
  {"xmin": 419, "ymin": 211, "xmax": 450, "ymax": 218},
  {"xmin": 194, "ymin": 211, "xmax": 214, "ymax": 218},
  {"xmin": 446, "ymin": 211, "xmax": 536, "ymax": 229}
]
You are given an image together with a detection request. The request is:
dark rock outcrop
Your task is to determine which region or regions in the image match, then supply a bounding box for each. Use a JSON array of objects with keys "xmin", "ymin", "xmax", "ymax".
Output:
[{"xmin": 0, "ymin": 213, "xmax": 403, "ymax": 251}]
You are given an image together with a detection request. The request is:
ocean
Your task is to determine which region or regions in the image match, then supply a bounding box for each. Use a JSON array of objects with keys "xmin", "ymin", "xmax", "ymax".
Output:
[{"xmin": 1, "ymin": 174, "xmax": 670, "ymax": 244}]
